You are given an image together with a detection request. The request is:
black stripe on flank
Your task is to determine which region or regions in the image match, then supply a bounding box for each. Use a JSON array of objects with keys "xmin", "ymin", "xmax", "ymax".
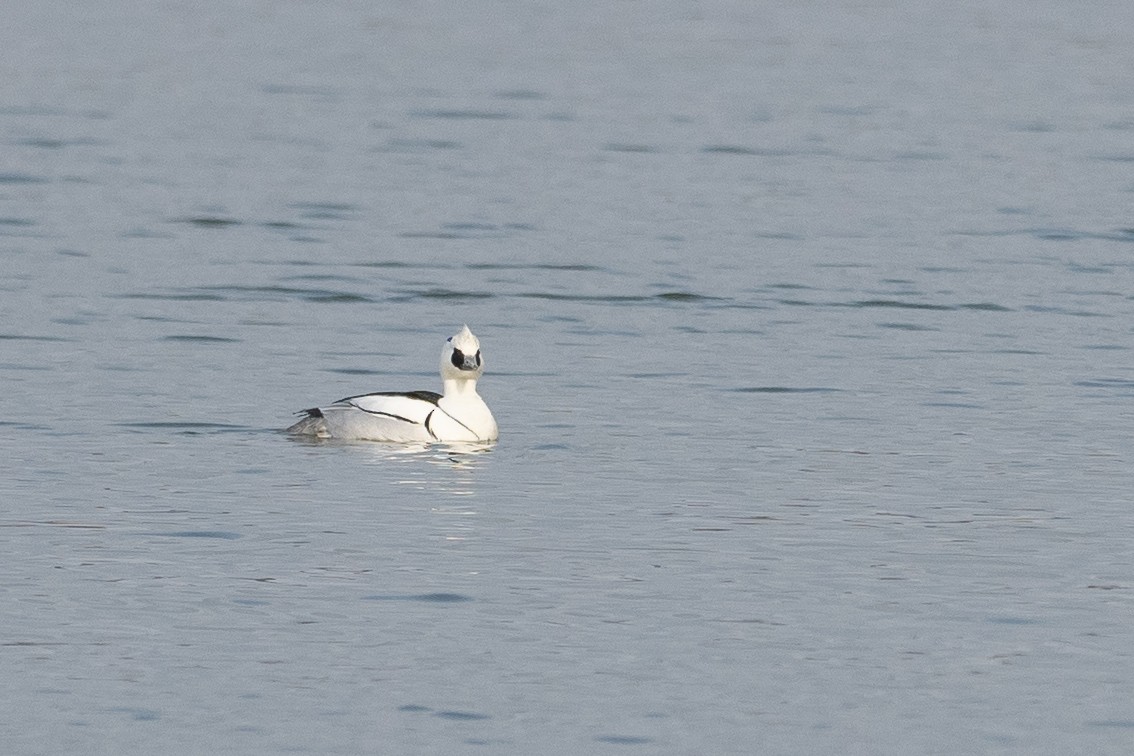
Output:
[
  {"xmin": 346, "ymin": 402, "xmax": 420, "ymax": 426},
  {"xmin": 424, "ymin": 410, "xmax": 439, "ymax": 440}
]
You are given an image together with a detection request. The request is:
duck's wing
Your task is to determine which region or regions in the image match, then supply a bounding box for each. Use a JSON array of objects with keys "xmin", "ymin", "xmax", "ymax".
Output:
[
  {"xmin": 295, "ymin": 390, "xmax": 440, "ymax": 441},
  {"xmin": 333, "ymin": 390, "xmax": 441, "ymax": 424}
]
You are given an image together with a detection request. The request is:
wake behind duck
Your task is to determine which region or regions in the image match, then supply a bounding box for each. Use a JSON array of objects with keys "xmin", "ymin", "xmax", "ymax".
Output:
[{"xmin": 287, "ymin": 325, "xmax": 498, "ymax": 443}]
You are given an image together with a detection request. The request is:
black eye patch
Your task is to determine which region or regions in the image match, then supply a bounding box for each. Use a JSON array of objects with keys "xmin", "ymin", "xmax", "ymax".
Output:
[
  {"xmin": 475, "ymin": 350, "xmax": 482, "ymax": 367},
  {"xmin": 451, "ymin": 348, "xmax": 465, "ymax": 367}
]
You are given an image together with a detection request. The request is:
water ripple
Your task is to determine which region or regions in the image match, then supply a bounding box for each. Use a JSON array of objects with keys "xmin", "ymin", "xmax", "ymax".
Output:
[
  {"xmin": 0, "ymin": 333, "xmax": 71, "ymax": 342},
  {"xmin": 953, "ymin": 227, "xmax": 1134, "ymax": 243},
  {"xmin": 733, "ymin": 386, "xmax": 840, "ymax": 394},
  {"xmin": 172, "ymin": 216, "xmax": 242, "ymax": 228},
  {"xmin": 0, "ymin": 173, "xmax": 47, "ymax": 184},
  {"xmin": 129, "ymin": 285, "xmax": 374, "ymax": 303},
  {"xmin": 116, "ymin": 422, "xmax": 251, "ymax": 433},
  {"xmin": 595, "ymin": 735, "xmax": 654, "ymax": 745},
  {"xmin": 395, "ymin": 288, "xmax": 494, "ymax": 301},
  {"xmin": 364, "ymin": 593, "xmax": 473, "ymax": 603},
  {"xmin": 701, "ymin": 144, "xmax": 794, "ymax": 157},
  {"xmin": 410, "ymin": 109, "xmax": 516, "ymax": 120},
  {"xmin": 603, "ymin": 143, "xmax": 659, "ymax": 153},
  {"xmin": 848, "ymin": 299, "xmax": 955, "ymax": 311},
  {"xmin": 382, "ymin": 138, "xmax": 463, "ymax": 152},
  {"xmin": 434, "ymin": 710, "xmax": 490, "ymax": 721},
  {"xmin": 467, "ymin": 262, "xmax": 602, "ymax": 272},
  {"xmin": 163, "ymin": 335, "xmax": 241, "ymax": 343},
  {"xmin": 1075, "ymin": 379, "xmax": 1134, "ymax": 395}
]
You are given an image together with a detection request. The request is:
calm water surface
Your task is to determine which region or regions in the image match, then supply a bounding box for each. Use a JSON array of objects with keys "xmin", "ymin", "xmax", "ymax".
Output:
[{"xmin": 3, "ymin": 1, "xmax": 1134, "ymax": 754}]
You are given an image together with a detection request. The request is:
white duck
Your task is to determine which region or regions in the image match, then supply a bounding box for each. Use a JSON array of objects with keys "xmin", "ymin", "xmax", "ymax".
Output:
[{"xmin": 287, "ymin": 325, "xmax": 498, "ymax": 443}]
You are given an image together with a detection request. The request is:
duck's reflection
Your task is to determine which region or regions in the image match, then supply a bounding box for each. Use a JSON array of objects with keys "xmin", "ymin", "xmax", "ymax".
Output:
[{"xmin": 287, "ymin": 434, "xmax": 494, "ymax": 497}]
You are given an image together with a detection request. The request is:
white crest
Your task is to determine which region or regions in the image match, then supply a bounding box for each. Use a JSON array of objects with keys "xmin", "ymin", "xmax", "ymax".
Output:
[{"xmin": 449, "ymin": 324, "xmax": 480, "ymax": 354}]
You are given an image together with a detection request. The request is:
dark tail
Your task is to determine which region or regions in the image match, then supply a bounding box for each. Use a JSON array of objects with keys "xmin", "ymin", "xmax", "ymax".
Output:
[{"xmin": 286, "ymin": 407, "xmax": 327, "ymax": 435}]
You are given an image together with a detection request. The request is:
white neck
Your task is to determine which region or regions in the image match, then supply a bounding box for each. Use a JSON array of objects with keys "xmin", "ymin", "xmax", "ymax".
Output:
[{"xmin": 442, "ymin": 377, "xmax": 479, "ymax": 398}]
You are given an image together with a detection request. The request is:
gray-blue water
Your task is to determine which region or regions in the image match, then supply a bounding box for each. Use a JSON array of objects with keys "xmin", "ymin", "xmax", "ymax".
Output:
[{"xmin": 3, "ymin": 1, "xmax": 1134, "ymax": 753}]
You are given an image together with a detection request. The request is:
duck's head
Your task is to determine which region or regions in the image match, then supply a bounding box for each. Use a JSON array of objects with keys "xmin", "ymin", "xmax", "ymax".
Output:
[{"xmin": 440, "ymin": 325, "xmax": 485, "ymax": 381}]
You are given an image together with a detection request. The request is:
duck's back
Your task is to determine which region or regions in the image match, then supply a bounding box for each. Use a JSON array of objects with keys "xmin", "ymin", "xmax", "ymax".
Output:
[{"xmin": 288, "ymin": 391, "xmax": 441, "ymax": 442}]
